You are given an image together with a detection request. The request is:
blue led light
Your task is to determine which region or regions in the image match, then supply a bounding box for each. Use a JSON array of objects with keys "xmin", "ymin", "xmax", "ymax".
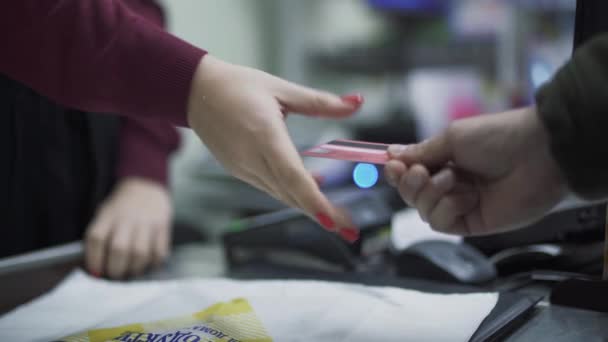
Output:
[
  {"xmin": 530, "ymin": 60, "xmax": 552, "ymax": 90},
  {"xmin": 353, "ymin": 163, "xmax": 379, "ymax": 189}
]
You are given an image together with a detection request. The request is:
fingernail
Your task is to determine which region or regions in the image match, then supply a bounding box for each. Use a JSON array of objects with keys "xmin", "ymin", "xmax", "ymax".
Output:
[
  {"xmin": 388, "ymin": 145, "xmax": 407, "ymax": 157},
  {"xmin": 316, "ymin": 212, "xmax": 335, "ymax": 231},
  {"xmin": 341, "ymin": 93, "xmax": 364, "ymax": 107},
  {"xmin": 339, "ymin": 228, "xmax": 360, "ymax": 243}
]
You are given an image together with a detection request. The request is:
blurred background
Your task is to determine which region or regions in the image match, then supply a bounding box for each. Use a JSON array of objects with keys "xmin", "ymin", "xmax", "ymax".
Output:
[{"xmin": 164, "ymin": 0, "xmax": 576, "ymax": 240}]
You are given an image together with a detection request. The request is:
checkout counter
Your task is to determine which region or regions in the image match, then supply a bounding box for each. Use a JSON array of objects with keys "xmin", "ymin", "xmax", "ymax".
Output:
[
  {"xmin": 2, "ymin": 188, "xmax": 608, "ymax": 341},
  {"xmin": 2, "ymin": 244, "xmax": 608, "ymax": 340}
]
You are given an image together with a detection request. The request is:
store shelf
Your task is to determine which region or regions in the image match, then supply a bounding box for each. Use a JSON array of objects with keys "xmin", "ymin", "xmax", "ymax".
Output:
[{"xmin": 309, "ymin": 38, "xmax": 497, "ymax": 75}]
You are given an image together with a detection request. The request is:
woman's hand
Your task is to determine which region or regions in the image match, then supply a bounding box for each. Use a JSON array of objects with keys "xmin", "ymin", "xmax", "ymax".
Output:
[
  {"xmin": 385, "ymin": 107, "xmax": 567, "ymax": 236},
  {"xmin": 186, "ymin": 55, "xmax": 364, "ymax": 241},
  {"xmin": 85, "ymin": 178, "xmax": 172, "ymax": 279}
]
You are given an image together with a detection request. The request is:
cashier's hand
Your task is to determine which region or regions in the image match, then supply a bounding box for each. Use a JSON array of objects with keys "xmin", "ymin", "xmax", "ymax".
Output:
[
  {"xmin": 85, "ymin": 178, "xmax": 172, "ymax": 279},
  {"xmin": 186, "ymin": 55, "xmax": 362, "ymax": 241},
  {"xmin": 385, "ymin": 107, "xmax": 567, "ymax": 236}
]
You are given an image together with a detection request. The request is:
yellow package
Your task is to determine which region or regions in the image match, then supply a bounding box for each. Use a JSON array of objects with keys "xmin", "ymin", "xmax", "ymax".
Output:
[{"xmin": 59, "ymin": 298, "xmax": 272, "ymax": 342}]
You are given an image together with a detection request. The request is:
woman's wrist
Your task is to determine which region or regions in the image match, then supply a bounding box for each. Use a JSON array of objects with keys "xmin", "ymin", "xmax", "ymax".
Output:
[{"xmin": 186, "ymin": 55, "xmax": 234, "ymax": 126}]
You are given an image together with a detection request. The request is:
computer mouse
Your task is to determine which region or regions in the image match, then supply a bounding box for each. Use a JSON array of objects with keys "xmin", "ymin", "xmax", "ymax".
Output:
[
  {"xmin": 395, "ymin": 240, "xmax": 497, "ymax": 284},
  {"xmin": 489, "ymin": 244, "xmax": 562, "ymax": 270}
]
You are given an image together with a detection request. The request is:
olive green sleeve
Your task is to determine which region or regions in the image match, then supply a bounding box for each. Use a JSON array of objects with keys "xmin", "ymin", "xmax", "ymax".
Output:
[{"xmin": 536, "ymin": 34, "xmax": 608, "ymax": 200}]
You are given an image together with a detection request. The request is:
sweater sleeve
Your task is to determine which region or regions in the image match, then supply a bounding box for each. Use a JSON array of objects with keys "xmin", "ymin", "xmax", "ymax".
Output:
[
  {"xmin": 115, "ymin": 1, "xmax": 180, "ymax": 186},
  {"xmin": 0, "ymin": 1, "xmax": 207, "ymax": 127},
  {"xmin": 536, "ymin": 34, "xmax": 608, "ymax": 200},
  {"xmin": 116, "ymin": 117, "xmax": 180, "ymax": 185}
]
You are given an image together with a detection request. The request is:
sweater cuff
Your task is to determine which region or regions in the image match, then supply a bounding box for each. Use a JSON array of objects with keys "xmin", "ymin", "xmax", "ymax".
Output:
[
  {"xmin": 116, "ymin": 118, "xmax": 180, "ymax": 186},
  {"xmin": 117, "ymin": 150, "xmax": 169, "ymax": 186}
]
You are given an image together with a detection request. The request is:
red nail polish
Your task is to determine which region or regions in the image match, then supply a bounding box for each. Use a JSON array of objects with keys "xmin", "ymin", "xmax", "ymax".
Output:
[
  {"xmin": 341, "ymin": 93, "xmax": 364, "ymax": 106},
  {"xmin": 316, "ymin": 213, "xmax": 335, "ymax": 231},
  {"xmin": 339, "ymin": 228, "xmax": 360, "ymax": 243},
  {"xmin": 90, "ymin": 270, "xmax": 101, "ymax": 278}
]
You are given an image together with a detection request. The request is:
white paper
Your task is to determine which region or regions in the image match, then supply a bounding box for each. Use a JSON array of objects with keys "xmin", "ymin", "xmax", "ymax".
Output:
[
  {"xmin": 391, "ymin": 209, "xmax": 463, "ymax": 251},
  {"xmin": 0, "ymin": 270, "xmax": 497, "ymax": 342}
]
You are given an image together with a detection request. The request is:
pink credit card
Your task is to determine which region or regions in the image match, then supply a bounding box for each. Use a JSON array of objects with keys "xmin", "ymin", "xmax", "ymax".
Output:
[{"xmin": 302, "ymin": 139, "xmax": 389, "ymax": 165}]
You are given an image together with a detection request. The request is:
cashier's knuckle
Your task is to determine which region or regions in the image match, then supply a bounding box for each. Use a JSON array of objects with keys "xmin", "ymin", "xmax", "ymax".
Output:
[
  {"xmin": 86, "ymin": 229, "xmax": 106, "ymax": 244},
  {"xmin": 132, "ymin": 246, "xmax": 149, "ymax": 261},
  {"xmin": 112, "ymin": 241, "xmax": 129, "ymax": 257}
]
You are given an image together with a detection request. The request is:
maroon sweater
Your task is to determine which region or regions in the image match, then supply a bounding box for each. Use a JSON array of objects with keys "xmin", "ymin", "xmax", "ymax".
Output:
[{"xmin": 0, "ymin": 1, "xmax": 207, "ymax": 184}]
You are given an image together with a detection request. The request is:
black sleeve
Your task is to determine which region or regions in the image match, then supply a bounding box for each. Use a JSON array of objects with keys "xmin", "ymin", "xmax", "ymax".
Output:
[{"xmin": 535, "ymin": 34, "xmax": 608, "ymax": 200}]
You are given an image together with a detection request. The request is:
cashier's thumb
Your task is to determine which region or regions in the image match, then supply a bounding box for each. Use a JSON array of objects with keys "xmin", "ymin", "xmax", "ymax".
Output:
[
  {"xmin": 276, "ymin": 80, "xmax": 364, "ymax": 118},
  {"xmin": 388, "ymin": 133, "xmax": 451, "ymax": 168}
]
